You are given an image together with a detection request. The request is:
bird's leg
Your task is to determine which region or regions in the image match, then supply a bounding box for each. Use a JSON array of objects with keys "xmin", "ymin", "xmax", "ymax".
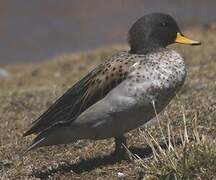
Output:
[{"xmin": 114, "ymin": 135, "xmax": 127, "ymax": 158}]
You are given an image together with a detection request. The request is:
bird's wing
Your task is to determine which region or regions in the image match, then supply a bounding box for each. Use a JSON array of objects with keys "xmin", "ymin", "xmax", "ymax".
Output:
[{"xmin": 23, "ymin": 52, "xmax": 135, "ymax": 136}]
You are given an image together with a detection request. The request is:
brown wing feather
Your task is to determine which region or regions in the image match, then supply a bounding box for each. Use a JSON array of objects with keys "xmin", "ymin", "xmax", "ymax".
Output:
[{"xmin": 24, "ymin": 52, "xmax": 134, "ymax": 136}]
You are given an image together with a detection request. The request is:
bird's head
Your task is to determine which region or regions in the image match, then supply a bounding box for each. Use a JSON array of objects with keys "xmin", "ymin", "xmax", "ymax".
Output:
[{"xmin": 128, "ymin": 13, "xmax": 201, "ymax": 54}]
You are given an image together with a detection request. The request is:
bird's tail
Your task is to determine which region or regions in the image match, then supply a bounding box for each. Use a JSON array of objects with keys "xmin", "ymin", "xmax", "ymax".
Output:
[{"xmin": 23, "ymin": 124, "xmax": 78, "ymax": 154}]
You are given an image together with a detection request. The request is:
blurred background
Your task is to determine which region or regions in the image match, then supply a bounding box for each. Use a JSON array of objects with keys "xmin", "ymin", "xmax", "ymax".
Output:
[
  {"xmin": 0, "ymin": 0, "xmax": 216, "ymax": 64},
  {"xmin": 2, "ymin": 2, "xmax": 216, "ymax": 179}
]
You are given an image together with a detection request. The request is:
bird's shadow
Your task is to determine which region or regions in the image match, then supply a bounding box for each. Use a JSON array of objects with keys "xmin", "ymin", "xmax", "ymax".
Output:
[{"xmin": 32, "ymin": 144, "xmax": 169, "ymax": 179}]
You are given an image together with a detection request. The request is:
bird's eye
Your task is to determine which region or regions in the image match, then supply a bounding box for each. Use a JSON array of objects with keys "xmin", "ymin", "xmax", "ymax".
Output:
[{"xmin": 159, "ymin": 23, "xmax": 168, "ymax": 27}]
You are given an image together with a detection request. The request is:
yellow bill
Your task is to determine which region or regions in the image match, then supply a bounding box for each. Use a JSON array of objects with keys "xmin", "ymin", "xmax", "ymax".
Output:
[{"xmin": 175, "ymin": 32, "xmax": 201, "ymax": 45}]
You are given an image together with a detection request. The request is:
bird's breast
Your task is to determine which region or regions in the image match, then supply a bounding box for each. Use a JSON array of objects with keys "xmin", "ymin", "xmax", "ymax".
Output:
[{"xmin": 125, "ymin": 50, "xmax": 186, "ymax": 109}]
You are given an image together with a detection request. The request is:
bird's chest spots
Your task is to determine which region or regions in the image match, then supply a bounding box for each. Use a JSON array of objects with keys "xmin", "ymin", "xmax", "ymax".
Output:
[{"xmin": 126, "ymin": 52, "xmax": 186, "ymax": 107}]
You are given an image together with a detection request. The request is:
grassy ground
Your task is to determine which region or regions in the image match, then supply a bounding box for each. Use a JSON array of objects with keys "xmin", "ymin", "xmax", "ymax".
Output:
[{"xmin": 1, "ymin": 26, "xmax": 216, "ymax": 179}]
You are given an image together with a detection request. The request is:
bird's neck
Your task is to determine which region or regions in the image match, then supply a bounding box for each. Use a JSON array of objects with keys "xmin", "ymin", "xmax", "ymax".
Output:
[{"xmin": 129, "ymin": 40, "xmax": 165, "ymax": 54}]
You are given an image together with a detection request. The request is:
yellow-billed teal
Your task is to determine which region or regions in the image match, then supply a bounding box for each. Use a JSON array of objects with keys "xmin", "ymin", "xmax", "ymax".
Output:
[{"xmin": 24, "ymin": 13, "xmax": 201, "ymax": 155}]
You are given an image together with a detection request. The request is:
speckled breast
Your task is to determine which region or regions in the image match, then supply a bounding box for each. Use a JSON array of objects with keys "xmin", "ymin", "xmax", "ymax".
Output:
[{"xmin": 126, "ymin": 49, "xmax": 187, "ymax": 112}]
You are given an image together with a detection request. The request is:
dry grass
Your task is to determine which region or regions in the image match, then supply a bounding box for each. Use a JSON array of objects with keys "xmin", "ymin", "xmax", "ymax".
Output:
[
  {"xmin": 134, "ymin": 112, "xmax": 216, "ymax": 180},
  {"xmin": 0, "ymin": 26, "xmax": 216, "ymax": 179}
]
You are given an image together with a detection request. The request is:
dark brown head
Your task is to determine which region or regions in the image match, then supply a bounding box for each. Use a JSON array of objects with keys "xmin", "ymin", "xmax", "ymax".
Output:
[{"xmin": 128, "ymin": 13, "xmax": 201, "ymax": 54}]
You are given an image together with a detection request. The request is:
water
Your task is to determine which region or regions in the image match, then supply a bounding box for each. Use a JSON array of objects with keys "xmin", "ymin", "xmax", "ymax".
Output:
[{"xmin": 0, "ymin": 0, "xmax": 215, "ymax": 64}]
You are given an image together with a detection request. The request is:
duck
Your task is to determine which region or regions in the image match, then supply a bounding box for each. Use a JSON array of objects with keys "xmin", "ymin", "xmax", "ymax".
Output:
[{"xmin": 23, "ymin": 13, "xmax": 201, "ymax": 156}]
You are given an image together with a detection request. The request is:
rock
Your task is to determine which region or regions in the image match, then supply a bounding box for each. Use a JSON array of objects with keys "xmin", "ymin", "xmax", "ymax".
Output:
[
  {"xmin": 117, "ymin": 172, "xmax": 125, "ymax": 178},
  {"xmin": 0, "ymin": 68, "xmax": 10, "ymax": 79}
]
